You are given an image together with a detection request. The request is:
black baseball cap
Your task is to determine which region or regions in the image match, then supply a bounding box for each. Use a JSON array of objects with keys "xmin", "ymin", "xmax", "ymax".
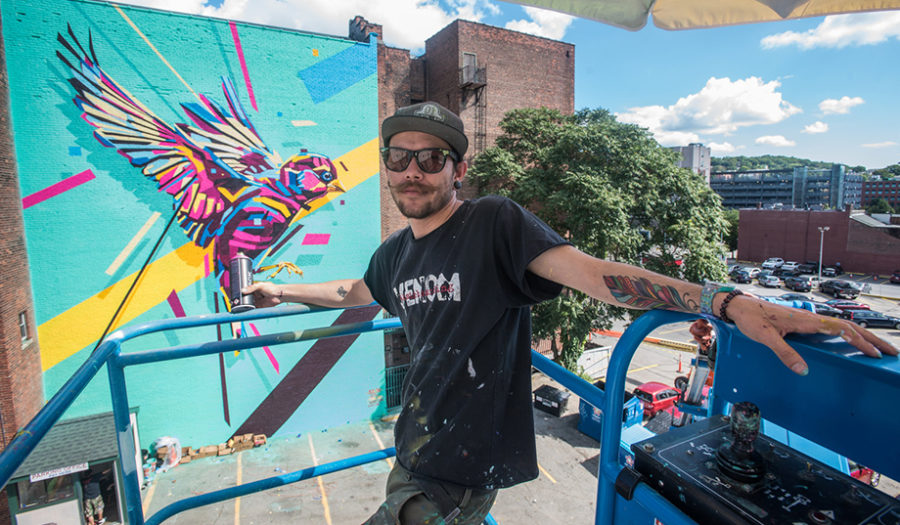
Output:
[{"xmin": 382, "ymin": 102, "xmax": 468, "ymax": 158}]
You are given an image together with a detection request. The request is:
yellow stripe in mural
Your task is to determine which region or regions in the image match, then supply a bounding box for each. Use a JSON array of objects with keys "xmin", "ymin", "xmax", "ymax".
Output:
[
  {"xmin": 114, "ymin": 5, "xmax": 202, "ymax": 102},
  {"xmin": 38, "ymin": 139, "xmax": 379, "ymax": 371}
]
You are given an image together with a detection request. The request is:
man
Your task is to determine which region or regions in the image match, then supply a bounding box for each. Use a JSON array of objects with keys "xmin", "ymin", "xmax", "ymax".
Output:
[
  {"xmin": 83, "ymin": 472, "xmax": 105, "ymax": 525},
  {"xmin": 244, "ymin": 101, "xmax": 896, "ymax": 524}
]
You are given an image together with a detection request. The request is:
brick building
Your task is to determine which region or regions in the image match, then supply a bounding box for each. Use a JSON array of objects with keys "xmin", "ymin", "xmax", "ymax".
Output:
[
  {"xmin": 0, "ymin": 6, "xmax": 576, "ymax": 471},
  {"xmin": 349, "ymin": 16, "xmax": 575, "ymax": 240},
  {"xmin": 737, "ymin": 207, "xmax": 900, "ymax": 275},
  {"xmin": 0, "ymin": 11, "xmax": 44, "ymax": 521},
  {"xmin": 861, "ymin": 178, "xmax": 900, "ymax": 210}
]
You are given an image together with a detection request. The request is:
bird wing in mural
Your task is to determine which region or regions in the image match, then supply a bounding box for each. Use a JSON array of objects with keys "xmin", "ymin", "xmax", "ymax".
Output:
[{"xmin": 56, "ymin": 26, "xmax": 344, "ymax": 297}]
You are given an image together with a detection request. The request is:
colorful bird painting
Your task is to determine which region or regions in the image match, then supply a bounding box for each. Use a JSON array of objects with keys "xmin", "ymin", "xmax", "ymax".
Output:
[{"xmin": 56, "ymin": 25, "xmax": 344, "ymax": 305}]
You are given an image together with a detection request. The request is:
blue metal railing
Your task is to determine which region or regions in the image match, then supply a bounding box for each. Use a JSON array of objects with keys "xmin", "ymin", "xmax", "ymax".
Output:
[
  {"xmin": 7, "ymin": 305, "xmax": 893, "ymax": 524},
  {"xmin": 0, "ymin": 303, "xmax": 403, "ymax": 524},
  {"xmin": 0, "ymin": 301, "xmax": 691, "ymax": 524}
]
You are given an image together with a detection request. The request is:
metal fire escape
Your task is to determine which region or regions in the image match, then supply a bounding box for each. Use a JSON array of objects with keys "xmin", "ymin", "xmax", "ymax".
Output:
[{"xmin": 460, "ymin": 63, "xmax": 487, "ymax": 155}]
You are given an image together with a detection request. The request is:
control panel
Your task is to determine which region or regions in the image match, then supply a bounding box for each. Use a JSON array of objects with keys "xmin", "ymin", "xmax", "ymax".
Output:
[{"xmin": 632, "ymin": 402, "xmax": 900, "ymax": 525}]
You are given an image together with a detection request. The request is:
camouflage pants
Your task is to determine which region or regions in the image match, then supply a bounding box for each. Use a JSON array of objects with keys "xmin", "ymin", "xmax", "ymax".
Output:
[{"xmin": 363, "ymin": 462, "xmax": 497, "ymax": 525}]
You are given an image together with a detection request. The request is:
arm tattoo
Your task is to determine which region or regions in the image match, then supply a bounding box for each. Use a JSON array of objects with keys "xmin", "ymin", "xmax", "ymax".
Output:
[
  {"xmin": 603, "ymin": 275, "xmax": 699, "ymax": 312},
  {"xmin": 336, "ymin": 286, "xmax": 349, "ymax": 298}
]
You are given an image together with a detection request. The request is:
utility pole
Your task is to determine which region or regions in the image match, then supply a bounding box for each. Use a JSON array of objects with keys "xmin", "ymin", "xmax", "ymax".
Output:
[{"xmin": 817, "ymin": 226, "xmax": 830, "ymax": 283}]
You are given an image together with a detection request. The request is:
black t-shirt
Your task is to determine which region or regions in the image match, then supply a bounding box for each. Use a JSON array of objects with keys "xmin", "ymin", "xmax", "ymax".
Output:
[
  {"xmin": 364, "ymin": 196, "xmax": 568, "ymax": 489},
  {"xmin": 84, "ymin": 478, "xmax": 101, "ymax": 499}
]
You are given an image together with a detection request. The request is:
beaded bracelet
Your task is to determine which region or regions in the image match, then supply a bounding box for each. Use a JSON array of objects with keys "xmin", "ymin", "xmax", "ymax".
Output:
[{"xmin": 718, "ymin": 289, "xmax": 744, "ymax": 323}]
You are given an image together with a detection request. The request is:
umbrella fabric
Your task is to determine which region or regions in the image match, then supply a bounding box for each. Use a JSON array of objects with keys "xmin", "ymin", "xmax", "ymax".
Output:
[{"xmin": 504, "ymin": 0, "xmax": 900, "ymax": 30}]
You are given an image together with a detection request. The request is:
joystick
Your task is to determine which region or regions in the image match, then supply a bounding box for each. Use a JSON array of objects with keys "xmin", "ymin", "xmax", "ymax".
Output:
[{"xmin": 716, "ymin": 401, "xmax": 765, "ymax": 484}]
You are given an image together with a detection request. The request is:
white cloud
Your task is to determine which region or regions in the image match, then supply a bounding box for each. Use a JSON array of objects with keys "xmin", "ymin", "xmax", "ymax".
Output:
[
  {"xmin": 819, "ymin": 96, "xmax": 864, "ymax": 115},
  {"xmin": 504, "ymin": 6, "xmax": 575, "ymax": 40},
  {"xmin": 862, "ymin": 141, "xmax": 898, "ymax": 148},
  {"xmin": 761, "ymin": 12, "xmax": 900, "ymax": 49},
  {"xmin": 756, "ymin": 135, "xmax": 796, "ymax": 147},
  {"xmin": 616, "ymin": 76, "xmax": 800, "ymax": 146},
  {"xmin": 802, "ymin": 121, "xmax": 829, "ymax": 134},
  {"xmin": 708, "ymin": 142, "xmax": 737, "ymax": 154},
  {"xmin": 116, "ymin": 0, "xmax": 500, "ymax": 52}
]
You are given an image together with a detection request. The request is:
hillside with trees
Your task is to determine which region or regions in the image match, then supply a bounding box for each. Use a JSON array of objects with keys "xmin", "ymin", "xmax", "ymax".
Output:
[
  {"xmin": 712, "ymin": 155, "xmax": 898, "ymax": 179},
  {"xmin": 711, "ymin": 155, "xmax": 837, "ymax": 172}
]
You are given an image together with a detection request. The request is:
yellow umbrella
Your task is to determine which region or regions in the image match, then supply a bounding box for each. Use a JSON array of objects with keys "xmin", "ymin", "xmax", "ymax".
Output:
[{"xmin": 504, "ymin": 0, "xmax": 900, "ymax": 30}]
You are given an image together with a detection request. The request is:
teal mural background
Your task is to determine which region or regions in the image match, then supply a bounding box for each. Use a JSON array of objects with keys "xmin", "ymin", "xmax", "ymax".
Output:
[{"xmin": 1, "ymin": 0, "xmax": 384, "ymax": 448}]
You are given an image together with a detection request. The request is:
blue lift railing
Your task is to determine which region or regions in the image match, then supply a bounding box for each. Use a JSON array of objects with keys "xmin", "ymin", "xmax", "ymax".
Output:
[{"xmin": 1, "ymin": 307, "xmax": 898, "ymax": 524}]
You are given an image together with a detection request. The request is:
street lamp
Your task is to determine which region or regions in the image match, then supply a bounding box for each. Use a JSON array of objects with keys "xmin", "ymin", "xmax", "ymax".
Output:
[{"xmin": 817, "ymin": 226, "xmax": 830, "ymax": 283}]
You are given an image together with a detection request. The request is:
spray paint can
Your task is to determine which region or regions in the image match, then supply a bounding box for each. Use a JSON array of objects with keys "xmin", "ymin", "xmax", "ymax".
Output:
[{"xmin": 229, "ymin": 253, "xmax": 255, "ymax": 313}]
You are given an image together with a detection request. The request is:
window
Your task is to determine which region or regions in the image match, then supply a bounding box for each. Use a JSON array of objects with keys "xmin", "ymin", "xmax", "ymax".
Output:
[
  {"xmin": 18, "ymin": 311, "xmax": 28, "ymax": 342},
  {"xmin": 16, "ymin": 475, "xmax": 75, "ymax": 509}
]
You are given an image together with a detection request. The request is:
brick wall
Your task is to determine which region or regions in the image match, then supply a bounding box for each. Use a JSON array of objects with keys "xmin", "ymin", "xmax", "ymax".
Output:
[
  {"xmin": 377, "ymin": 18, "xmax": 575, "ymax": 233},
  {"xmin": 377, "ymin": 44, "xmax": 414, "ymax": 240},
  {"xmin": 0, "ymin": 9, "xmax": 42, "ymax": 524},
  {"xmin": 737, "ymin": 208, "xmax": 900, "ymax": 275},
  {"xmin": 0, "ymin": 5, "xmax": 43, "ymax": 450}
]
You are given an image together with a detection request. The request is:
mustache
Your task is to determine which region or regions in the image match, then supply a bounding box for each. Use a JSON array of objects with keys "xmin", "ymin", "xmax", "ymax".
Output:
[{"xmin": 388, "ymin": 180, "xmax": 435, "ymax": 192}]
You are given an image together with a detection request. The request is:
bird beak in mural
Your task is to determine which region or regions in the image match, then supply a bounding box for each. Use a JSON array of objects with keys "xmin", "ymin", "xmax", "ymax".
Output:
[{"xmin": 329, "ymin": 180, "xmax": 347, "ymax": 193}]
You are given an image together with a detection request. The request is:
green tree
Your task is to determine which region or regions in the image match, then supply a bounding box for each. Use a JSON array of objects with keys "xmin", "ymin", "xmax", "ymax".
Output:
[
  {"xmin": 866, "ymin": 198, "xmax": 895, "ymax": 214},
  {"xmin": 468, "ymin": 107, "xmax": 728, "ymax": 370},
  {"xmin": 723, "ymin": 208, "xmax": 739, "ymax": 253}
]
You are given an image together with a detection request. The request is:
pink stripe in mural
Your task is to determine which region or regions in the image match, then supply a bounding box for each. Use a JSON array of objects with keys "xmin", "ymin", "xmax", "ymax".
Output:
[
  {"xmin": 249, "ymin": 322, "xmax": 279, "ymax": 373},
  {"xmin": 229, "ymin": 21, "xmax": 258, "ymax": 112},
  {"xmin": 167, "ymin": 290, "xmax": 187, "ymax": 318},
  {"xmin": 302, "ymin": 233, "xmax": 331, "ymax": 245},
  {"xmin": 22, "ymin": 169, "xmax": 96, "ymax": 209}
]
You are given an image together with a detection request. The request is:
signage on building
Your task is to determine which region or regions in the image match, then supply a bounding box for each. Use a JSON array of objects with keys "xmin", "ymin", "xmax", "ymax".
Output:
[{"xmin": 30, "ymin": 462, "xmax": 88, "ymax": 482}]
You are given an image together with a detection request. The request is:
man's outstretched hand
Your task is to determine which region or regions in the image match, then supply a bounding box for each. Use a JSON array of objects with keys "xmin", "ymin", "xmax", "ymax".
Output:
[
  {"xmin": 725, "ymin": 294, "xmax": 898, "ymax": 375},
  {"xmin": 242, "ymin": 281, "xmax": 283, "ymax": 308}
]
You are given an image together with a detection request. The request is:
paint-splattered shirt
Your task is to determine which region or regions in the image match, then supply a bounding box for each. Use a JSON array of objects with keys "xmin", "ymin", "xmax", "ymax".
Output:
[{"xmin": 364, "ymin": 196, "xmax": 568, "ymax": 489}]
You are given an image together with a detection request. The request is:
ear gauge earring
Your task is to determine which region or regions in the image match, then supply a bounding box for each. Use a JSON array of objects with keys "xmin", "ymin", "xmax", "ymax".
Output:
[{"xmin": 453, "ymin": 180, "xmax": 462, "ymax": 189}]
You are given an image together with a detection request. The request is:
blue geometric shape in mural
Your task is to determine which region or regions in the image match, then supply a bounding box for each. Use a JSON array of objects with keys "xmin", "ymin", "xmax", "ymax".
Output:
[{"xmin": 298, "ymin": 43, "xmax": 376, "ymax": 104}]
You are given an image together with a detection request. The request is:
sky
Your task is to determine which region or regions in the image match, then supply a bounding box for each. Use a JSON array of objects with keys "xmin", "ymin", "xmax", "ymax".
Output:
[{"xmin": 114, "ymin": 0, "xmax": 900, "ymax": 170}]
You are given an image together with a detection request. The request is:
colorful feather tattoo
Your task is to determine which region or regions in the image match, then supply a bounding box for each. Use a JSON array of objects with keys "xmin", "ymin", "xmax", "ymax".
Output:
[{"xmin": 603, "ymin": 275, "xmax": 699, "ymax": 311}]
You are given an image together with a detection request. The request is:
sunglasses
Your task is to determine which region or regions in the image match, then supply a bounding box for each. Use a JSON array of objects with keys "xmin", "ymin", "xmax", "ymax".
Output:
[{"xmin": 381, "ymin": 147, "xmax": 458, "ymax": 174}]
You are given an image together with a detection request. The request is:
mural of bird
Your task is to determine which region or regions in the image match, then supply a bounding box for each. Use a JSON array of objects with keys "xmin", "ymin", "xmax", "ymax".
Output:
[{"xmin": 56, "ymin": 25, "xmax": 344, "ymax": 304}]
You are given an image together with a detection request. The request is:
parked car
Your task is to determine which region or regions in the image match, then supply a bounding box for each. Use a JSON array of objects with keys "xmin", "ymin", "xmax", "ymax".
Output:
[
  {"xmin": 633, "ymin": 382, "xmax": 682, "ymax": 418},
  {"xmin": 732, "ymin": 270, "xmax": 752, "ymax": 284},
  {"xmin": 758, "ymin": 274, "xmax": 780, "ymax": 288},
  {"xmin": 797, "ymin": 261, "xmax": 819, "ymax": 274},
  {"xmin": 777, "ymin": 267, "xmax": 803, "ymax": 277},
  {"xmin": 811, "ymin": 303, "xmax": 843, "ymax": 317},
  {"xmin": 779, "ymin": 292, "xmax": 812, "ymax": 302},
  {"xmin": 783, "ymin": 276, "xmax": 812, "ymax": 292},
  {"xmin": 794, "ymin": 263, "xmax": 817, "ymax": 275},
  {"xmin": 819, "ymin": 279, "xmax": 860, "ymax": 299},
  {"xmin": 744, "ymin": 267, "xmax": 761, "ymax": 278},
  {"xmin": 822, "ymin": 263, "xmax": 845, "ymax": 277},
  {"xmin": 849, "ymin": 461, "xmax": 881, "ymax": 487},
  {"xmin": 780, "ymin": 261, "xmax": 800, "ymax": 272},
  {"xmin": 842, "ymin": 310, "xmax": 900, "ymax": 329},
  {"xmin": 761, "ymin": 257, "xmax": 784, "ymax": 269},
  {"xmin": 891, "ymin": 270, "xmax": 900, "ymax": 284},
  {"xmin": 824, "ymin": 299, "xmax": 870, "ymax": 311}
]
